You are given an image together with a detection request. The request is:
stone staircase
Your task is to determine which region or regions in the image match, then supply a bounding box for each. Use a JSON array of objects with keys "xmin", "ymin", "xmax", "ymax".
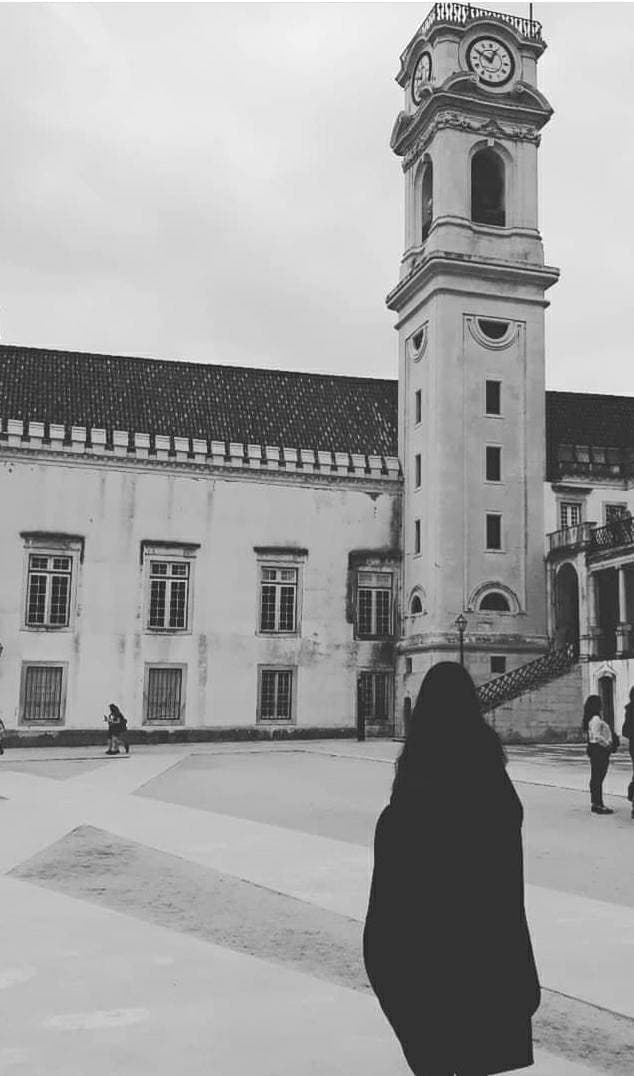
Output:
[{"xmin": 477, "ymin": 643, "xmax": 584, "ymax": 742}]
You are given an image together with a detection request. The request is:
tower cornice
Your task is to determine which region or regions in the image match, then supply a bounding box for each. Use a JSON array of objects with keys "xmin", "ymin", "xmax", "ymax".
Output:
[{"xmin": 386, "ymin": 251, "xmax": 560, "ymax": 314}]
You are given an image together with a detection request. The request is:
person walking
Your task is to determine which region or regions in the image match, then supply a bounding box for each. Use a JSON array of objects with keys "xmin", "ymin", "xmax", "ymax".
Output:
[
  {"xmin": 622, "ymin": 687, "xmax": 634, "ymax": 816},
  {"xmin": 105, "ymin": 703, "xmax": 130, "ymax": 755},
  {"xmin": 363, "ymin": 661, "xmax": 540, "ymax": 1076},
  {"xmin": 583, "ymin": 694, "xmax": 614, "ymax": 816}
]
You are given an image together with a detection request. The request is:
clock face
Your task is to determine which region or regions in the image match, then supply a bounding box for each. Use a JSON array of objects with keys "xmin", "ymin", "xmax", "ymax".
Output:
[
  {"xmin": 467, "ymin": 37, "xmax": 515, "ymax": 86},
  {"xmin": 412, "ymin": 53, "xmax": 432, "ymax": 103}
]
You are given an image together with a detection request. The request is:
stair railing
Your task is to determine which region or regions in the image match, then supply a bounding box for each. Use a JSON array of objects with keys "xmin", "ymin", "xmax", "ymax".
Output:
[{"xmin": 477, "ymin": 641, "xmax": 578, "ymax": 713}]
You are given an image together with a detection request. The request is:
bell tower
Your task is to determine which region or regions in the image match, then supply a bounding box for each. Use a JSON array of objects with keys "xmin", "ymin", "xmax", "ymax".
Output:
[{"xmin": 389, "ymin": 4, "xmax": 559, "ymax": 718}]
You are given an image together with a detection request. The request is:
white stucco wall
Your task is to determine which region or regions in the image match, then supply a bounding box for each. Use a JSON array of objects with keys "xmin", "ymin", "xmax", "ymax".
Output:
[{"xmin": 0, "ymin": 452, "xmax": 400, "ymax": 732}]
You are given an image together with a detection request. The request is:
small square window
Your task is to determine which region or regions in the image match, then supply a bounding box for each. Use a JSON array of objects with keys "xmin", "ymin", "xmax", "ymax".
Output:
[
  {"xmin": 486, "ymin": 446, "xmax": 501, "ymax": 482},
  {"xmin": 414, "ymin": 453, "xmax": 422, "ymax": 489},
  {"xmin": 414, "ymin": 519, "xmax": 421, "ymax": 555},
  {"xmin": 486, "ymin": 514, "xmax": 502, "ymax": 550},
  {"xmin": 485, "ymin": 380, "xmax": 501, "ymax": 415},
  {"xmin": 490, "ymin": 655, "xmax": 506, "ymax": 675},
  {"xmin": 415, "ymin": 389, "xmax": 422, "ymax": 425}
]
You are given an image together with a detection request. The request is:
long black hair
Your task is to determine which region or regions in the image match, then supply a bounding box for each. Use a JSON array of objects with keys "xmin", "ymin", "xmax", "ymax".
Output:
[
  {"xmin": 109, "ymin": 703, "xmax": 125, "ymax": 722},
  {"xmin": 392, "ymin": 661, "xmax": 505, "ymax": 801},
  {"xmin": 582, "ymin": 694, "xmax": 602, "ymax": 734}
]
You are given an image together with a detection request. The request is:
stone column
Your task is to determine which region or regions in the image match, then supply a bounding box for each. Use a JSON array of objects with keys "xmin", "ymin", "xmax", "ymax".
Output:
[
  {"xmin": 580, "ymin": 571, "xmax": 600, "ymax": 660},
  {"xmin": 616, "ymin": 565, "xmax": 631, "ymax": 656}
]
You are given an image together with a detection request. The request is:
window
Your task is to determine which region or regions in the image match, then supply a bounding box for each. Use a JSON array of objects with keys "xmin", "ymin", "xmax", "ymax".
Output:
[
  {"xmin": 148, "ymin": 561, "xmax": 190, "ymax": 630},
  {"xmin": 560, "ymin": 502, "xmax": 582, "ymax": 529},
  {"xmin": 490, "ymin": 655, "xmax": 507, "ymax": 675},
  {"xmin": 471, "ymin": 148, "xmax": 505, "ymax": 227},
  {"xmin": 20, "ymin": 664, "xmax": 66, "ymax": 723},
  {"xmin": 478, "ymin": 319, "xmax": 509, "ymax": 341},
  {"xmin": 480, "ymin": 592, "xmax": 510, "ymax": 612},
  {"xmin": 358, "ymin": 671, "xmax": 392, "ymax": 724},
  {"xmin": 605, "ymin": 503, "xmax": 628, "ymax": 524},
  {"xmin": 26, "ymin": 554, "xmax": 72, "ymax": 627},
  {"xmin": 259, "ymin": 566, "xmax": 298, "ymax": 633},
  {"xmin": 144, "ymin": 666, "xmax": 184, "ymax": 723},
  {"xmin": 415, "ymin": 389, "xmax": 422, "ymax": 425},
  {"xmin": 357, "ymin": 571, "xmax": 393, "ymax": 638},
  {"xmin": 410, "ymin": 594, "xmax": 423, "ymax": 615},
  {"xmin": 258, "ymin": 668, "xmax": 294, "ymax": 722},
  {"xmin": 486, "ymin": 514, "xmax": 502, "ymax": 550},
  {"xmin": 421, "ymin": 161, "xmax": 433, "ymax": 241},
  {"xmin": 414, "ymin": 519, "xmax": 421, "ymax": 555},
  {"xmin": 485, "ymin": 380, "xmax": 501, "ymax": 415},
  {"xmin": 414, "ymin": 453, "xmax": 422, "ymax": 488},
  {"xmin": 486, "ymin": 446, "xmax": 502, "ymax": 482}
]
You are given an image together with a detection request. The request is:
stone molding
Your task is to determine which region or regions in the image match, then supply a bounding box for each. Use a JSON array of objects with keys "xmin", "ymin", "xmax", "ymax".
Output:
[
  {"xmin": 0, "ymin": 417, "xmax": 401, "ymax": 482},
  {"xmin": 402, "ymin": 110, "xmax": 540, "ymax": 170}
]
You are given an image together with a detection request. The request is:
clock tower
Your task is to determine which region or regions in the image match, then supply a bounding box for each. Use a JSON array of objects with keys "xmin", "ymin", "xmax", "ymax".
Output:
[{"xmin": 388, "ymin": 4, "xmax": 559, "ymax": 723}]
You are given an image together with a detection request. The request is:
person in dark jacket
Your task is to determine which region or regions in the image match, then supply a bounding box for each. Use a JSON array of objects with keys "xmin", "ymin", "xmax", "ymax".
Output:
[
  {"xmin": 105, "ymin": 703, "xmax": 130, "ymax": 755},
  {"xmin": 363, "ymin": 661, "xmax": 540, "ymax": 1075}
]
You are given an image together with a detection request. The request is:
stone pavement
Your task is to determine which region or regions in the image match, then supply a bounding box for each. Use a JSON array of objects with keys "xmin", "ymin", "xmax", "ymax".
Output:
[{"xmin": 0, "ymin": 741, "xmax": 631, "ymax": 1075}]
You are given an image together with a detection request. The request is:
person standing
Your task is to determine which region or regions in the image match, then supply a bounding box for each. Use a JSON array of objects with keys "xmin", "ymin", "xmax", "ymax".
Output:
[
  {"xmin": 363, "ymin": 661, "xmax": 541, "ymax": 1076},
  {"xmin": 622, "ymin": 687, "xmax": 634, "ymax": 816},
  {"xmin": 583, "ymin": 695, "xmax": 614, "ymax": 816}
]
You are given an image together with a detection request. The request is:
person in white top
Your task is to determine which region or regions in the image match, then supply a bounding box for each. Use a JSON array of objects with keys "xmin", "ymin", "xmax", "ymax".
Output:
[{"xmin": 583, "ymin": 695, "xmax": 614, "ymax": 815}]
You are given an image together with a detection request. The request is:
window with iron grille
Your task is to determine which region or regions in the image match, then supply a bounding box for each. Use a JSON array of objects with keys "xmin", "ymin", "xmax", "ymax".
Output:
[
  {"xmin": 604, "ymin": 503, "xmax": 628, "ymax": 524},
  {"xmin": 20, "ymin": 664, "xmax": 65, "ymax": 722},
  {"xmin": 259, "ymin": 567, "xmax": 297, "ymax": 633},
  {"xmin": 560, "ymin": 501, "xmax": 582, "ymax": 530},
  {"xmin": 148, "ymin": 561, "xmax": 190, "ymax": 630},
  {"xmin": 258, "ymin": 668, "xmax": 294, "ymax": 722},
  {"xmin": 357, "ymin": 571, "xmax": 393, "ymax": 638},
  {"xmin": 25, "ymin": 554, "xmax": 72, "ymax": 627},
  {"xmin": 145, "ymin": 666, "xmax": 183, "ymax": 722},
  {"xmin": 358, "ymin": 671, "xmax": 392, "ymax": 723}
]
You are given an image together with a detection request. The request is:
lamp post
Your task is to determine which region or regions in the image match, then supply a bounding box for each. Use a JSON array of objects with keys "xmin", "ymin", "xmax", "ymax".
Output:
[{"xmin": 455, "ymin": 613, "xmax": 467, "ymax": 666}]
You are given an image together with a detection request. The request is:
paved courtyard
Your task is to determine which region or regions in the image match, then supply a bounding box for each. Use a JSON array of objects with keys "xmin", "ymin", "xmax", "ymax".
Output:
[{"xmin": 0, "ymin": 740, "xmax": 633, "ymax": 1075}]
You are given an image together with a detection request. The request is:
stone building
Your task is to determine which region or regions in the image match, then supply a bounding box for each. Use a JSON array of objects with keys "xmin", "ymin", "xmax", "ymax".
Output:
[{"xmin": 1, "ymin": 3, "xmax": 633, "ymax": 742}]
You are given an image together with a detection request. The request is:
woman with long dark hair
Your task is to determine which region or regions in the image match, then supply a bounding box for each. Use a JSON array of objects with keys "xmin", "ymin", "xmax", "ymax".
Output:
[
  {"xmin": 363, "ymin": 661, "xmax": 540, "ymax": 1075},
  {"xmin": 582, "ymin": 695, "xmax": 613, "ymax": 815}
]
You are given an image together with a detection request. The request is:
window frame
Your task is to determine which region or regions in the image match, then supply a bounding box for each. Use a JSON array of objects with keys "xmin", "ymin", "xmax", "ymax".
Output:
[
  {"xmin": 559, "ymin": 501, "xmax": 583, "ymax": 530},
  {"xmin": 485, "ymin": 444, "xmax": 502, "ymax": 483},
  {"xmin": 19, "ymin": 661, "xmax": 68, "ymax": 725},
  {"xmin": 490, "ymin": 655, "xmax": 507, "ymax": 675},
  {"xmin": 485, "ymin": 379, "xmax": 502, "ymax": 417},
  {"xmin": 142, "ymin": 663, "xmax": 187, "ymax": 725},
  {"xmin": 414, "ymin": 452, "xmax": 422, "ymax": 489},
  {"xmin": 415, "ymin": 389, "xmax": 422, "ymax": 426},
  {"xmin": 257, "ymin": 665, "xmax": 297, "ymax": 724},
  {"xmin": 414, "ymin": 519, "xmax": 422, "ymax": 556},
  {"xmin": 604, "ymin": 503, "xmax": 628, "ymax": 524},
  {"xmin": 21, "ymin": 537, "xmax": 81, "ymax": 633},
  {"xmin": 255, "ymin": 552, "xmax": 305, "ymax": 637},
  {"xmin": 142, "ymin": 545, "xmax": 196, "ymax": 634},
  {"xmin": 357, "ymin": 670, "xmax": 394, "ymax": 726},
  {"xmin": 485, "ymin": 513, "xmax": 503, "ymax": 552},
  {"xmin": 356, "ymin": 569, "xmax": 394, "ymax": 640}
]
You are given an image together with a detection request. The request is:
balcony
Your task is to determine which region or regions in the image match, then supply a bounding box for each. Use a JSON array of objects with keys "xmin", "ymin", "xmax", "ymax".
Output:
[
  {"xmin": 419, "ymin": 3, "xmax": 543, "ymax": 44},
  {"xmin": 549, "ymin": 515, "xmax": 634, "ymax": 558}
]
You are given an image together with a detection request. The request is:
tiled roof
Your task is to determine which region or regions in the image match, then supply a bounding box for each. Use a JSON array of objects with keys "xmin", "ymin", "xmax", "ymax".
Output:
[
  {"xmin": 0, "ymin": 345, "xmax": 398, "ymax": 457},
  {"xmin": 546, "ymin": 390, "xmax": 634, "ymax": 479}
]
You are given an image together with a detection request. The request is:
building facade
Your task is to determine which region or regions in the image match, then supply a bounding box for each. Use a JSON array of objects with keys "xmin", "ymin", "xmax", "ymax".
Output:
[{"xmin": 1, "ymin": 4, "xmax": 633, "ymax": 741}]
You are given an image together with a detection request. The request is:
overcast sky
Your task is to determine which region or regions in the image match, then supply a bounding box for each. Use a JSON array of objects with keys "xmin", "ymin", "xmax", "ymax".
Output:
[{"xmin": 0, "ymin": 2, "xmax": 631, "ymax": 394}]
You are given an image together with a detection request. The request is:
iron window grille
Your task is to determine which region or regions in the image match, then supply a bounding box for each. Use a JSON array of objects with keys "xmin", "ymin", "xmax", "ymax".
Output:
[
  {"xmin": 26, "ymin": 554, "xmax": 72, "ymax": 627},
  {"xmin": 21, "ymin": 664, "xmax": 65, "ymax": 722},
  {"xmin": 358, "ymin": 671, "xmax": 392, "ymax": 723},
  {"xmin": 145, "ymin": 666, "xmax": 183, "ymax": 722},
  {"xmin": 148, "ymin": 560, "xmax": 190, "ymax": 630},
  {"xmin": 259, "ymin": 567, "xmax": 297, "ymax": 633},
  {"xmin": 258, "ymin": 668, "xmax": 294, "ymax": 721},
  {"xmin": 357, "ymin": 571, "xmax": 393, "ymax": 638}
]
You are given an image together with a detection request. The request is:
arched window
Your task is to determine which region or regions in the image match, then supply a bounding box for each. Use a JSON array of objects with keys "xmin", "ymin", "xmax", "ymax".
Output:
[
  {"xmin": 479, "ymin": 591, "xmax": 510, "ymax": 612},
  {"xmin": 421, "ymin": 161, "xmax": 433, "ymax": 241},
  {"xmin": 410, "ymin": 594, "xmax": 423, "ymax": 615},
  {"xmin": 471, "ymin": 148, "xmax": 505, "ymax": 227}
]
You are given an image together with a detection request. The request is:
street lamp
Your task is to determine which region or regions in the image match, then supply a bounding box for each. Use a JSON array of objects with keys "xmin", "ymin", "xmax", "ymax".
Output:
[{"xmin": 455, "ymin": 613, "xmax": 467, "ymax": 666}]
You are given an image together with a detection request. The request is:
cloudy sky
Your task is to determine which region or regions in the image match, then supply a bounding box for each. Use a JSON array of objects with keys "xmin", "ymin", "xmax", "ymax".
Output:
[{"xmin": 0, "ymin": 2, "xmax": 631, "ymax": 394}]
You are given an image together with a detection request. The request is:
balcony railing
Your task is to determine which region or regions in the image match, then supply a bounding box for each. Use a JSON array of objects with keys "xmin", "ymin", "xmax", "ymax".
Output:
[
  {"xmin": 477, "ymin": 642, "xmax": 577, "ymax": 713},
  {"xmin": 419, "ymin": 3, "xmax": 543, "ymax": 43},
  {"xmin": 590, "ymin": 515, "xmax": 634, "ymax": 553}
]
